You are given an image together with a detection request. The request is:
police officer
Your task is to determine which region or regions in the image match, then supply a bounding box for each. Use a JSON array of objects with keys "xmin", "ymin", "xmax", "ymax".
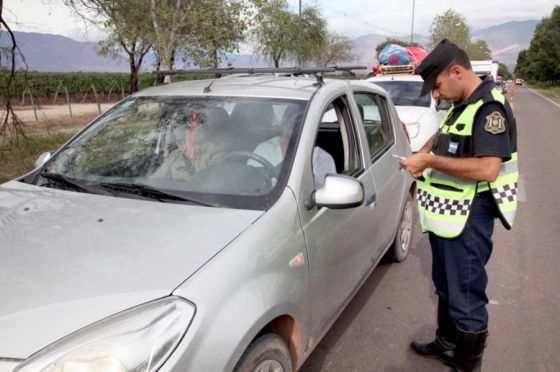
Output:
[{"xmin": 401, "ymin": 39, "xmax": 518, "ymax": 372}]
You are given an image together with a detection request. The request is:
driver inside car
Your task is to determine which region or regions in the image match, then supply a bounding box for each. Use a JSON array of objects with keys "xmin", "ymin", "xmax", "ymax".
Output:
[{"xmin": 151, "ymin": 107, "xmax": 233, "ymax": 181}]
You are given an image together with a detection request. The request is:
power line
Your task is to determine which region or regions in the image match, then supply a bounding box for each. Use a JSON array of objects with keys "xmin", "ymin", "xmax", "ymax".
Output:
[{"xmin": 318, "ymin": 3, "xmax": 403, "ymax": 36}]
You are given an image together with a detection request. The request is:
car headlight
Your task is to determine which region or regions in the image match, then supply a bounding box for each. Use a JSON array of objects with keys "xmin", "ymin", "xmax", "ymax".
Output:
[
  {"xmin": 14, "ymin": 296, "xmax": 195, "ymax": 372},
  {"xmin": 405, "ymin": 122, "xmax": 420, "ymax": 138}
]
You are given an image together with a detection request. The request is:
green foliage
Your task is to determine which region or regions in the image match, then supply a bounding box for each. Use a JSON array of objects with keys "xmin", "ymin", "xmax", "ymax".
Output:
[
  {"xmin": 0, "ymin": 72, "xmax": 192, "ymax": 98},
  {"xmin": 429, "ymin": 9, "xmax": 492, "ymax": 60},
  {"xmin": 252, "ymin": 0, "xmax": 299, "ymax": 67},
  {"xmin": 0, "ymin": 132, "xmax": 75, "ymax": 183},
  {"xmin": 468, "ymin": 39, "xmax": 492, "ymax": 60},
  {"xmin": 498, "ymin": 63, "xmax": 512, "ymax": 80},
  {"xmin": 515, "ymin": 6, "xmax": 560, "ymax": 82},
  {"xmin": 185, "ymin": 0, "xmax": 250, "ymax": 68},
  {"xmin": 313, "ymin": 32, "xmax": 356, "ymax": 67},
  {"xmin": 251, "ymin": 1, "xmax": 330, "ymax": 67},
  {"xmin": 429, "ymin": 10, "xmax": 471, "ymax": 49}
]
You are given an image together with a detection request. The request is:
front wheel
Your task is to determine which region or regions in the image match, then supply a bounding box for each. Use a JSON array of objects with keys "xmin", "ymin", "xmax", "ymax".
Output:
[
  {"xmin": 389, "ymin": 192, "xmax": 413, "ymax": 262},
  {"xmin": 234, "ymin": 334, "xmax": 292, "ymax": 372}
]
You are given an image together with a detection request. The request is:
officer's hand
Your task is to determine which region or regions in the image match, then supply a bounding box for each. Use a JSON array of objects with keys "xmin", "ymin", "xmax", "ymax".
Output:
[{"xmin": 400, "ymin": 153, "xmax": 430, "ymax": 179}]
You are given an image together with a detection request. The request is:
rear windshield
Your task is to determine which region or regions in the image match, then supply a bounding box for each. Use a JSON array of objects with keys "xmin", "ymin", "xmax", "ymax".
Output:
[{"xmin": 373, "ymin": 81, "xmax": 431, "ymax": 107}]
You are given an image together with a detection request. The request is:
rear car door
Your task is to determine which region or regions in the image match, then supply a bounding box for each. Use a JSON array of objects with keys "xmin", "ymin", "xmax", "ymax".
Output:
[{"xmin": 353, "ymin": 90, "xmax": 408, "ymax": 252}]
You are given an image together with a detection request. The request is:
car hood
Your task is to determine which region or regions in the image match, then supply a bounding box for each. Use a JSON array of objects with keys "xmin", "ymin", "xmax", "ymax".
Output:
[
  {"xmin": 0, "ymin": 181, "xmax": 262, "ymax": 359},
  {"xmin": 395, "ymin": 105, "xmax": 431, "ymax": 124}
]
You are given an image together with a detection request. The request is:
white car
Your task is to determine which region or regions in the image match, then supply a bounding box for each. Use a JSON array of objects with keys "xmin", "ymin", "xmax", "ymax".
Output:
[{"xmin": 366, "ymin": 74, "xmax": 447, "ymax": 152}]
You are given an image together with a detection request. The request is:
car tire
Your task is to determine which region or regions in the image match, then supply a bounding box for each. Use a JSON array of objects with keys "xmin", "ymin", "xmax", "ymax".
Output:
[
  {"xmin": 389, "ymin": 192, "xmax": 413, "ymax": 262},
  {"xmin": 234, "ymin": 334, "xmax": 292, "ymax": 372}
]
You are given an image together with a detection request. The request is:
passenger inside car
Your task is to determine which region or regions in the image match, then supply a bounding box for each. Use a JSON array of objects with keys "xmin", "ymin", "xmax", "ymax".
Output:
[{"xmin": 251, "ymin": 106, "xmax": 337, "ymax": 189}]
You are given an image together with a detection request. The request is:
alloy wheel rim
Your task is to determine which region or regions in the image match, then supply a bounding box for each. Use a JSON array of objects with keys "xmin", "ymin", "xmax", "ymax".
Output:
[{"xmin": 400, "ymin": 200, "xmax": 412, "ymax": 254}]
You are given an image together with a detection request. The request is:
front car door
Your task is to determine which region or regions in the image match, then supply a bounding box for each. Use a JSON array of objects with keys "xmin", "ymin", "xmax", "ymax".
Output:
[{"xmin": 293, "ymin": 85, "xmax": 386, "ymax": 345}]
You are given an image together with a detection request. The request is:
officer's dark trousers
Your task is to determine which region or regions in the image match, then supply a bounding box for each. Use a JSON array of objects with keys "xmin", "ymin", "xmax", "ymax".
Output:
[{"xmin": 429, "ymin": 192, "xmax": 497, "ymax": 332}]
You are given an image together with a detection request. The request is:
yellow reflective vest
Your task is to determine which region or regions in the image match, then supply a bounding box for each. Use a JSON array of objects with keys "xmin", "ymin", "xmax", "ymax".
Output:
[{"xmin": 417, "ymin": 88, "xmax": 518, "ymax": 238}]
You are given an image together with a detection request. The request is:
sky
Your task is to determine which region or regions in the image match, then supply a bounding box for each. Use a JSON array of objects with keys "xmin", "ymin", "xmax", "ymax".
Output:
[{"xmin": 3, "ymin": 0, "xmax": 558, "ymax": 42}]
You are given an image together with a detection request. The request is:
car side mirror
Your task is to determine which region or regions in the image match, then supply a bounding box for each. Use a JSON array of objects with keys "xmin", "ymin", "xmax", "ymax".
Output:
[
  {"xmin": 35, "ymin": 152, "xmax": 52, "ymax": 168},
  {"xmin": 313, "ymin": 174, "xmax": 364, "ymax": 209},
  {"xmin": 436, "ymin": 99, "xmax": 451, "ymax": 111}
]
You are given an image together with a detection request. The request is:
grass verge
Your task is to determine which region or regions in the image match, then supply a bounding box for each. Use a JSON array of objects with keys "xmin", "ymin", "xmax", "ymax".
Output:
[
  {"xmin": 0, "ymin": 132, "xmax": 75, "ymax": 183},
  {"xmin": 527, "ymin": 83, "xmax": 560, "ymax": 104}
]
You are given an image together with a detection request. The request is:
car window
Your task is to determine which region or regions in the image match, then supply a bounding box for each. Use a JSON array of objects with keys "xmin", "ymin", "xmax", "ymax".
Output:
[
  {"xmin": 372, "ymin": 81, "xmax": 431, "ymax": 107},
  {"xmin": 44, "ymin": 96, "xmax": 307, "ymax": 210},
  {"xmin": 317, "ymin": 96, "xmax": 362, "ymax": 178},
  {"xmin": 354, "ymin": 92, "xmax": 395, "ymax": 159}
]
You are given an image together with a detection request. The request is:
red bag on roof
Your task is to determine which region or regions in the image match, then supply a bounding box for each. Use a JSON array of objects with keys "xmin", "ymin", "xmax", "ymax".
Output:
[{"xmin": 407, "ymin": 47, "xmax": 428, "ymax": 65}]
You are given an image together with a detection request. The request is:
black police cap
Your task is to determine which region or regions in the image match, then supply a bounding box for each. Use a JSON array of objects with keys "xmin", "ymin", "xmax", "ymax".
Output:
[{"xmin": 417, "ymin": 39, "xmax": 461, "ymax": 96}]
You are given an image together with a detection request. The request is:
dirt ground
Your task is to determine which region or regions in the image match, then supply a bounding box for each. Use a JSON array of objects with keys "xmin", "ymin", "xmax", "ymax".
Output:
[
  {"xmin": 5, "ymin": 102, "xmax": 117, "ymax": 136},
  {"xmin": 12, "ymin": 102, "xmax": 115, "ymax": 123}
]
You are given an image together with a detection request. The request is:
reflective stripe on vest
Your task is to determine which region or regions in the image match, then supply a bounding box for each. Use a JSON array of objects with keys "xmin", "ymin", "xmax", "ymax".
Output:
[{"xmin": 416, "ymin": 88, "xmax": 518, "ymax": 237}]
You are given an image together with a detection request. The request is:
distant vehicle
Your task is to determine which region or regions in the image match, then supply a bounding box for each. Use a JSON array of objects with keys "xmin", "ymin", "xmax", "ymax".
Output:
[
  {"xmin": 495, "ymin": 76, "xmax": 508, "ymax": 94},
  {"xmin": 367, "ymin": 74, "xmax": 447, "ymax": 152},
  {"xmin": 515, "ymin": 78, "xmax": 523, "ymax": 85},
  {"xmin": 472, "ymin": 60, "xmax": 499, "ymax": 81},
  {"xmin": 1, "ymin": 67, "xmax": 414, "ymax": 372}
]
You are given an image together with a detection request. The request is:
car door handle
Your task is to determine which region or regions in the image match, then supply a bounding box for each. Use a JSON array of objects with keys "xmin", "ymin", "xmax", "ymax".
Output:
[{"xmin": 366, "ymin": 193, "xmax": 377, "ymax": 208}]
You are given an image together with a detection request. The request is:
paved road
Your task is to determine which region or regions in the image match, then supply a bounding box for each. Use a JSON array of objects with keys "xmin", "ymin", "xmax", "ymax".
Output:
[{"xmin": 300, "ymin": 86, "xmax": 560, "ymax": 372}]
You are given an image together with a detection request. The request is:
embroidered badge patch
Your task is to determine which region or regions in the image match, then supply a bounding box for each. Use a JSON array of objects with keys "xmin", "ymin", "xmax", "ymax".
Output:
[{"xmin": 484, "ymin": 112, "xmax": 506, "ymax": 134}]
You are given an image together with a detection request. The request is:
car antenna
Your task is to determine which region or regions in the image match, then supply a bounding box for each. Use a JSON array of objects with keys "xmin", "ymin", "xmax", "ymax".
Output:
[{"xmin": 203, "ymin": 80, "xmax": 215, "ymax": 93}]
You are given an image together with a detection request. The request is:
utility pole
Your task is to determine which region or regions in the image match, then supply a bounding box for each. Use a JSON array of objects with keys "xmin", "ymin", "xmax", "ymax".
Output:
[
  {"xmin": 299, "ymin": 0, "xmax": 303, "ymax": 66},
  {"xmin": 410, "ymin": 0, "xmax": 415, "ymax": 43}
]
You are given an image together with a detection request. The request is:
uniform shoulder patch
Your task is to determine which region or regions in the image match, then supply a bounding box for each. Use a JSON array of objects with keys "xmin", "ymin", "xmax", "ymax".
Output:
[{"xmin": 484, "ymin": 111, "xmax": 506, "ymax": 134}]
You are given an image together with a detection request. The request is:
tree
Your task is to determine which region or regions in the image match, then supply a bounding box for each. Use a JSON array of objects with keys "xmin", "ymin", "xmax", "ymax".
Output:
[
  {"xmin": 63, "ymin": 0, "xmax": 153, "ymax": 93},
  {"xmin": 468, "ymin": 39, "xmax": 492, "ymax": 60},
  {"xmin": 0, "ymin": 0, "xmax": 26, "ymax": 144},
  {"xmin": 514, "ymin": 49, "xmax": 529, "ymax": 78},
  {"xmin": 428, "ymin": 9, "xmax": 492, "ymax": 60},
  {"xmin": 515, "ymin": 6, "xmax": 560, "ymax": 82},
  {"xmin": 149, "ymin": 0, "xmax": 192, "ymax": 81},
  {"xmin": 297, "ymin": 6, "xmax": 327, "ymax": 65},
  {"xmin": 252, "ymin": 1, "xmax": 330, "ymax": 67},
  {"xmin": 312, "ymin": 32, "xmax": 356, "ymax": 67},
  {"xmin": 429, "ymin": 9, "xmax": 471, "ymax": 50},
  {"xmin": 251, "ymin": 0, "xmax": 298, "ymax": 67},
  {"xmin": 185, "ymin": 0, "xmax": 249, "ymax": 68},
  {"xmin": 498, "ymin": 63, "xmax": 512, "ymax": 80}
]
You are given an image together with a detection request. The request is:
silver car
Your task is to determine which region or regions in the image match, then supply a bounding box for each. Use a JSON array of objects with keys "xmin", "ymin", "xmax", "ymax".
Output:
[{"xmin": 0, "ymin": 68, "xmax": 414, "ymax": 372}]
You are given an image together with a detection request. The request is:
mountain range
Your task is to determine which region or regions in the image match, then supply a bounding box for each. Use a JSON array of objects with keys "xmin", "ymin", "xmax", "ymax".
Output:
[{"xmin": 1, "ymin": 20, "xmax": 538, "ymax": 73}]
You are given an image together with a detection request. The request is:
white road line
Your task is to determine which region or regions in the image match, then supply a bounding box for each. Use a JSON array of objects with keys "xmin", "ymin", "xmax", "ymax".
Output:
[{"xmin": 528, "ymin": 88, "xmax": 560, "ymax": 109}]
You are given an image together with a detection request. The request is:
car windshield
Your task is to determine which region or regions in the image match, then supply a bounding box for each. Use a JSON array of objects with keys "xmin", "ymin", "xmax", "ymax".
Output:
[
  {"xmin": 373, "ymin": 81, "xmax": 431, "ymax": 107},
  {"xmin": 40, "ymin": 96, "xmax": 307, "ymax": 210}
]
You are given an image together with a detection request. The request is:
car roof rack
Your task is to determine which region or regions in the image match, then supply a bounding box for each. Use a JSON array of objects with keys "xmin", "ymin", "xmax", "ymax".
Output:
[{"xmin": 153, "ymin": 66, "xmax": 367, "ymax": 87}]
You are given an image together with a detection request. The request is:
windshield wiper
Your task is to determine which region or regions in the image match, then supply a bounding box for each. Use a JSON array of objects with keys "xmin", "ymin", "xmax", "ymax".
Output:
[
  {"xmin": 39, "ymin": 172, "xmax": 104, "ymax": 195},
  {"xmin": 97, "ymin": 182, "xmax": 217, "ymax": 206}
]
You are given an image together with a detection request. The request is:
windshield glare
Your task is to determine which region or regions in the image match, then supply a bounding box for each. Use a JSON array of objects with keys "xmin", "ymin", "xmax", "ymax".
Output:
[
  {"xmin": 374, "ymin": 81, "xmax": 431, "ymax": 107},
  {"xmin": 44, "ymin": 96, "xmax": 307, "ymax": 209}
]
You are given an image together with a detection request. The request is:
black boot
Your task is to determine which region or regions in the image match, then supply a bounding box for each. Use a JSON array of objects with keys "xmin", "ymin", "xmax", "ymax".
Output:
[
  {"xmin": 452, "ymin": 328, "xmax": 488, "ymax": 372},
  {"xmin": 410, "ymin": 299, "xmax": 456, "ymax": 365}
]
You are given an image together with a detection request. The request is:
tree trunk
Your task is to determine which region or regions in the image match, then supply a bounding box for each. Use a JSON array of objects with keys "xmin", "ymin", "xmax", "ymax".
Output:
[
  {"xmin": 212, "ymin": 48, "xmax": 219, "ymax": 68},
  {"xmin": 129, "ymin": 62, "xmax": 139, "ymax": 93}
]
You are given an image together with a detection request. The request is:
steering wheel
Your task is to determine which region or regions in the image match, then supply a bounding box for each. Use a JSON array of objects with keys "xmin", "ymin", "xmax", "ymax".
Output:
[{"xmin": 222, "ymin": 151, "xmax": 278, "ymax": 187}]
